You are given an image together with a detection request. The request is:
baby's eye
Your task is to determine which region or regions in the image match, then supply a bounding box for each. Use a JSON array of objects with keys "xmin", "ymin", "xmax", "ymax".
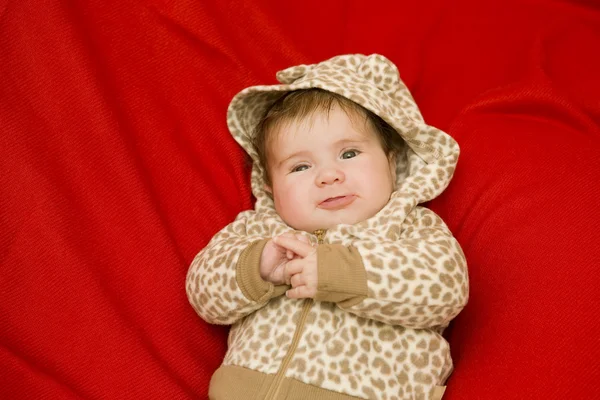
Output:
[
  {"xmin": 341, "ymin": 150, "xmax": 359, "ymax": 159},
  {"xmin": 291, "ymin": 164, "xmax": 309, "ymax": 173}
]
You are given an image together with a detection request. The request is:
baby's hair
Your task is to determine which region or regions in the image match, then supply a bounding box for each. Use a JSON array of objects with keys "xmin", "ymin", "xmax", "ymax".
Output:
[{"xmin": 253, "ymin": 88, "xmax": 404, "ymax": 187}]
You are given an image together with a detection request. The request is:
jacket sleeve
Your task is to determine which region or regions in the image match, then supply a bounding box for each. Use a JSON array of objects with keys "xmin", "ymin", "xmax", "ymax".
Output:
[
  {"xmin": 314, "ymin": 206, "xmax": 469, "ymax": 329},
  {"xmin": 186, "ymin": 211, "xmax": 289, "ymax": 325}
]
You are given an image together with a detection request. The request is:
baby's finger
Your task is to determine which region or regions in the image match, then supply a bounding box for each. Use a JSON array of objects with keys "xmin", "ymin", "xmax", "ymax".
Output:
[
  {"xmin": 268, "ymin": 264, "xmax": 285, "ymax": 285},
  {"xmin": 286, "ymin": 285, "xmax": 311, "ymax": 299},
  {"xmin": 274, "ymin": 235, "xmax": 314, "ymax": 258},
  {"xmin": 275, "ymin": 233, "xmax": 293, "ymax": 244},
  {"xmin": 295, "ymin": 234, "xmax": 312, "ymax": 245},
  {"xmin": 274, "ymin": 232, "xmax": 294, "ymax": 248},
  {"xmin": 283, "ymin": 259, "xmax": 303, "ymax": 284},
  {"xmin": 276, "ymin": 233, "xmax": 301, "ymax": 258},
  {"xmin": 290, "ymin": 273, "xmax": 305, "ymax": 288}
]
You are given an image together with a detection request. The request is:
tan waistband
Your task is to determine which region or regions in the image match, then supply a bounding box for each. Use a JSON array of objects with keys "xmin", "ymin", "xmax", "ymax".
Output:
[{"xmin": 208, "ymin": 365, "xmax": 446, "ymax": 400}]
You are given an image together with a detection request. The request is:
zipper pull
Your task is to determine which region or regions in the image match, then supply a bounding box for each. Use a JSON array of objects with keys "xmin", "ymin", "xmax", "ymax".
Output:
[{"xmin": 313, "ymin": 229, "xmax": 326, "ymax": 245}]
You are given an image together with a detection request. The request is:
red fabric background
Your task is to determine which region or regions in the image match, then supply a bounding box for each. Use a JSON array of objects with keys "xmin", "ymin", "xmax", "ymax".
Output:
[{"xmin": 1, "ymin": 0, "xmax": 599, "ymax": 398}]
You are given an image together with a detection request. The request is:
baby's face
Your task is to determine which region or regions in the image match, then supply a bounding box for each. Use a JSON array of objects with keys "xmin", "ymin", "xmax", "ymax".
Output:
[{"xmin": 265, "ymin": 106, "xmax": 396, "ymax": 232}]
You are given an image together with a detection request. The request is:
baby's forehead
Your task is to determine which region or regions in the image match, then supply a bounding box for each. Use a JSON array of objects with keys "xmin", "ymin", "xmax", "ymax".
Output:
[{"xmin": 269, "ymin": 106, "xmax": 376, "ymax": 142}]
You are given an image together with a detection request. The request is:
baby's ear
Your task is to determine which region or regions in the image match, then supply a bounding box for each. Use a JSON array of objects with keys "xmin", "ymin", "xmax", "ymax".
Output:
[
  {"xmin": 388, "ymin": 153, "xmax": 397, "ymax": 185},
  {"xmin": 263, "ymin": 183, "xmax": 273, "ymax": 194}
]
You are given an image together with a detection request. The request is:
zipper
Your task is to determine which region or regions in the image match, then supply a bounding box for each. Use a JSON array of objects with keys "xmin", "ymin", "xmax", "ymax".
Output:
[
  {"xmin": 265, "ymin": 300, "xmax": 312, "ymax": 399},
  {"xmin": 264, "ymin": 229, "xmax": 326, "ymax": 400}
]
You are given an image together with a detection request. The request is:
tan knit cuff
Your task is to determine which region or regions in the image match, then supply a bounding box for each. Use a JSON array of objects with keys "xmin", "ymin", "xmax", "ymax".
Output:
[
  {"xmin": 314, "ymin": 244, "xmax": 368, "ymax": 307},
  {"xmin": 236, "ymin": 239, "xmax": 288, "ymax": 303}
]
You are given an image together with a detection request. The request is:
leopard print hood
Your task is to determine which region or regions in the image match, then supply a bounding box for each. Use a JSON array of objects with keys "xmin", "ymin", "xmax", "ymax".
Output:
[{"xmin": 227, "ymin": 54, "xmax": 459, "ymax": 232}]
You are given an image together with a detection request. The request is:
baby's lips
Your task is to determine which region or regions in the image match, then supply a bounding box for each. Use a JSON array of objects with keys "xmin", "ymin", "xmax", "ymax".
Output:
[{"xmin": 318, "ymin": 195, "xmax": 357, "ymax": 210}]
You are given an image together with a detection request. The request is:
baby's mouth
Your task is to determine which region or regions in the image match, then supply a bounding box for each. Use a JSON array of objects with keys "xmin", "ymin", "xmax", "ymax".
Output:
[{"xmin": 318, "ymin": 195, "xmax": 357, "ymax": 210}]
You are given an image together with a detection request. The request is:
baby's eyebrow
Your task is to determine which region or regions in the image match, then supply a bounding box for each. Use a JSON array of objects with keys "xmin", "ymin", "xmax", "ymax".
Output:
[
  {"xmin": 276, "ymin": 150, "xmax": 311, "ymax": 168},
  {"xmin": 334, "ymin": 138, "xmax": 369, "ymax": 147}
]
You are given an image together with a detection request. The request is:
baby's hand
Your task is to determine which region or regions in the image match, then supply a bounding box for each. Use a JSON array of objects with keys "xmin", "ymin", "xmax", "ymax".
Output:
[
  {"xmin": 273, "ymin": 235, "xmax": 318, "ymax": 299},
  {"xmin": 260, "ymin": 233, "xmax": 309, "ymax": 285}
]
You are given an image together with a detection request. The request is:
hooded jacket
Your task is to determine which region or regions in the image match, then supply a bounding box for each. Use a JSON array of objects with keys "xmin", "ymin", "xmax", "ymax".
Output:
[{"xmin": 187, "ymin": 54, "xmax": 469, "ymax": 400}]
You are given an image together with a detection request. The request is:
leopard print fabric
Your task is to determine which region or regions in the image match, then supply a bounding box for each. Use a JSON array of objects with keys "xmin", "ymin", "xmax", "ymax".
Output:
[{"xmin": 187, "ymin": 54, "xmax": 469, "ymax": 399}]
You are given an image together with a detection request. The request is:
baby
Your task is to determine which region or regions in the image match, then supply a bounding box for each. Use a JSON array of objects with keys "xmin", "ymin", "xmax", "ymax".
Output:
[{"xmin": 187, "ymin": 54, "xmax": 469, "ymax": 400}]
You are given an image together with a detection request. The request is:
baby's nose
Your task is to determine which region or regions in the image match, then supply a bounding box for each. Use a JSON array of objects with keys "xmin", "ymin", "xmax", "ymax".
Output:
[{"xmin": 316, "ymin": 167, "xmax": 345, "ymax": 187}]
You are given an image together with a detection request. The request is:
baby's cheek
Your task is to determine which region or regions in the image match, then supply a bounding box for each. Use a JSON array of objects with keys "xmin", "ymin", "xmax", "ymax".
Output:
[
  {"xmin": 281, "ymin": 188, "xmax": 303, "ymax": 211},
  {"xmin": 275, "ymin": 186, "xmax": 302, "ymax": 217}
]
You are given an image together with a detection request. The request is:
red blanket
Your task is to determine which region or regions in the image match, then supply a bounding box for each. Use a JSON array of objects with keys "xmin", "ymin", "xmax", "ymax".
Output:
[{"xmin": 2, "ymin": 0, "xmax": 599, "ymax": 398}]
